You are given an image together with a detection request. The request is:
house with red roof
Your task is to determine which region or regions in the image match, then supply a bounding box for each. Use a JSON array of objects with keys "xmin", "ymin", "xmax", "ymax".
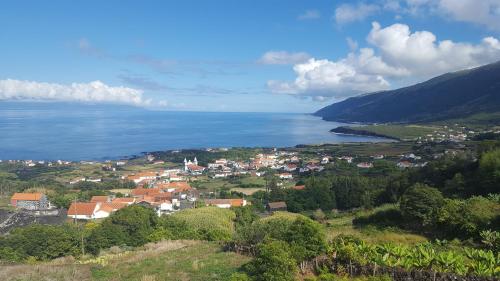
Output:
[
  {"xmin": 10, "ymin": 192, "xmax": 49, "ymax": 210},
  {"xmin": 67, "ymin": 202, "xmax": 128, "ymax": 220},
  {"xmin": 204, "ymin": 198, "xmax": 246, "ymax": 209}
]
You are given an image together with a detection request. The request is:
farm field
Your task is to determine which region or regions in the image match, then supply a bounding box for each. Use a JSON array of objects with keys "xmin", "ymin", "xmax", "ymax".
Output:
[{"xmin": 0, "ymin": 241, "xmax": 250, "ymax": 281}]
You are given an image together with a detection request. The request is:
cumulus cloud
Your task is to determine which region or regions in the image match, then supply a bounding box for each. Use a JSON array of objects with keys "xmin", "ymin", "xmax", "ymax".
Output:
[
  {"xmin": 267, "ymin": 58, "xmax": 391, "ymax": 98},
  {"xmin": 437, "ymin": 0, "xmax": 500, "ymax": 30},
  {"xmin": 298, "ymin": 10, "xmax": 321, "ymax": 20},
  {"xmin": 258, "ymin": 51, "xmax": 311, "ymax": 65},
  {"xmin": 367, "ymin": 22, "xmax": 500, "ymax": 76},
  {"xmin": 334, "ymin": 3, "xmax": 380, "ymax": 24},
  {"xmin": 0, "ymin": 79, "xmax": 163, "ymax": 107},
  {"xmin": 267, "ymin": 22, "xmax": 500, "ymax": 99},
  {"xmin": 341, "ymin": 0, "xmax": 500, "ymax": 30}
]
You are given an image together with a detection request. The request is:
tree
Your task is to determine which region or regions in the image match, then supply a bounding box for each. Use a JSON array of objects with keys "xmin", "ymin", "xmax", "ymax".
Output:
[
  {"xmin": 86, "ymin": 205, "xmax": 158, "ymax": 254},
  {"xmin": 247, "ymin": 240, "xmax": 297, "ymax": 281},
  {"xmin": 477, "ymin": 149, "xmax": 500, "ymax": 195},
  {"xmin": 286, "ymin": 216, "xmax": 327, "ymax": 261},
  {"xmin": 400, "ymin": 183, "xmax": 444, "ymax": 227},
  {"xmin": 443, "ymin": 173, "xmax": 465, "ymax": 197},
  {"xmin": 233, "ymin": 206, "xmax": 258, "ymax": 230},
  {"xmin": 1, "ymin": 224, "xmax": 81, "ymax": 260},
  {"xmin": 305, "ymin": 178, "xmax": 336, "ymax": 211}
]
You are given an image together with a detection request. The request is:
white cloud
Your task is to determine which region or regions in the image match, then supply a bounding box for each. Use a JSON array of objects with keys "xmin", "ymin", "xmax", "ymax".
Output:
[
  {"xmin": 267, "ymin": 22, "xmax": 500, "ymax": 99},
  {"xmin": 437, "ymin": 0, "xmax": 500, "ymax": 30},
  {"xmin": 337, "ymin": 1, "xmax": 500, "ymax": 30},
  {"xmin": 0, "ymin": 79, "xmax": 162, "ymax": 107},
  {"xmin": 334, "ymin": 3, "xmax": 380, "ymax": 24},
  {"xmin": 258, "ymin": 51, "xmax": 311, "ymax": 65},
  {"xmin": 267, "ymin": 58, "xmax": 390, "ymax": 98},
  {"xmin": 367, "ymin": 22, "xmax": 500, "ymax": 76},
  {"xmin": 298, "ymin": 10, "xmax": 321, "ymax": 20}
]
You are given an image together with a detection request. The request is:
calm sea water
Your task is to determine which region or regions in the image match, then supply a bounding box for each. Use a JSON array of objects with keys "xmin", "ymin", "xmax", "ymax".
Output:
[{"xmin": 0, "ymin": 102, "xmax": 389, "ymax": 161}]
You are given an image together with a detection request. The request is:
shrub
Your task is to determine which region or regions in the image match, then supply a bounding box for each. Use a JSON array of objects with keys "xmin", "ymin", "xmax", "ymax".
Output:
[
  {"xmin": 86, "ymin": 205, "xmax": 158, "ymax": 255},
  {"xmin": 400, "ymin": 183, "xmax": 444, "ymax": 227},
  {"xmin": 236, "ymin": 212, "xmax": 326, "ymax": 262},
  {"xmin": 353, "ymin": 206, "xmax": 404, "ymax": 228},
  {"xmin": 158, "ymin": 207, "xmax": 236, "ymax": 241},
  {"xmin": 0, "ymin": 224, "xmax": 81, "ymax": 261},
  {"xmin": 245, "ymin": 240, "xmax": 297, "ymax": 281}
]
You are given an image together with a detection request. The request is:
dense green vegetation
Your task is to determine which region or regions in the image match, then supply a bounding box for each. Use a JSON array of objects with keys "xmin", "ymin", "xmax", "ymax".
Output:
[{"xmin": 331, "ymin": 236, "xmax": 499, "ymax": 277}]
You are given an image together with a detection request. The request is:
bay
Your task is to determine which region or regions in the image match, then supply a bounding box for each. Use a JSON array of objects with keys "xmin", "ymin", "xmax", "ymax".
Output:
[{"xmin": 0, "ymin": 102, "xmax": 390, "ymax": 161}]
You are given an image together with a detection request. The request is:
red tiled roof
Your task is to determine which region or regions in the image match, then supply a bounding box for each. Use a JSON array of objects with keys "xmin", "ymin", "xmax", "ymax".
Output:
[
  {"xmin": 11, "ymin": 193, "xmax": 43, "ymax": 201},
  {"xmin": 131, "ymin": 188, "xmax": 161, "ymax": 196},
  {"xmin": 205, "ymin": 198, "xmax": 245, "ymax": 207},
  {"xmin": 187, "ymin": 164, "xmax": 205, "ymax": 171},
  {"xmin": 100, "ymin": 202, "xmax": 127, "ymax": 211},
  {"xmin": 293, "ymin": 185, "xmax": 305, "ymax": 190},
  {"xmin": 112, "ymin": 197, "xmax": 135, "ymax": 204},
  {"xmin": 67, "ymin": 202, "xmax": 97, "ymax": 216},
  {"xmin": 154, "ymin": 193, "xmax": 173, "ymax": 201}
]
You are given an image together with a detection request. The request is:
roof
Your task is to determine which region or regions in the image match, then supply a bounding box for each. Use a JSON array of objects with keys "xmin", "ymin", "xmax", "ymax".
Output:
[
  {"xmin": 131, "ymin": 188, "xmax": 161, "ymax": 196},
  {"xmin": 267, "ymin": 201, "xmax": 287, "ymax": 209},
  {"xmin": 100, "ymin": 202, "xmax": 127, "ymax": 211},
  {"xmin": 11, "ymin": 192, "xmax": 43, "ymax": 201},
  {"xmin": 205, "ymin": 198, "xmax": 244, "ymax": 207},
  {"xmin": 187, "ymin": 164, "xmax": 205, "ymax": 171},
  {"xmin": 112, "ymin": 197, "xmax": 135, "ymax": 204},
  {"xmin": 67, "ymin": 202, "xmax": 97, "ymax": 216},
  {"xmin": 293, "ymin": 185, "xmax": 305, "ymax": 190},
  {"xmin": 166, "ymin": 181, "xmax": 192, "ymax": 192},
  {"xmin": 154, "ymin": 193, "xmax": 173, "ymax": 201},
  {"xmin": 90, "ymin": 196, "xmax": 109, "ymax": 203}
]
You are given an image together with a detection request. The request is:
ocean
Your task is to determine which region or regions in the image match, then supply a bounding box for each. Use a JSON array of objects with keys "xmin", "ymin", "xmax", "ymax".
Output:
[{"xmin": 0, "ymin": 102, "xmax": 390, "ymax": 161}]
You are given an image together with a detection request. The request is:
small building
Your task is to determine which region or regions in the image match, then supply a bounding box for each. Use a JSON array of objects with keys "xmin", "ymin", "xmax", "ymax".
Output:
[
  {"xmin": 356, "ymin": 162, "xmax": 373, "ymax": 168},
  {"xmin": 204, "ymin": 198, "xmax": 247, "ymax": 209},
  {"xmin": 278, "ymin": 173, "xmax": 293, "ymax": 180},
  {"xmin": 11, "ymin": 192, "xmax": 49, "ymax": 210},
  {"xmin": 267, "ymin": 201, "xmax": 287, "ymax": 212},
  {"xmin": 67, "ymin": 202, "xmax": 127, "ymax": 220}
]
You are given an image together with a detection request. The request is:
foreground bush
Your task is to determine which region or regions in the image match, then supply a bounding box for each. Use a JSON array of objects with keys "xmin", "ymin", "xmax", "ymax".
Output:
[
  {"xmin": 0, "ymin": 224, "xmax": 81, "ymax": 261},
  {"xmin": 244, "ymin": 240, "xmax": 297, "ymax": 281},
  {"xmin": 331, "ymin": 236, "xmax": 499, "ymax": 277},
  {"xmin": 235, "ymin": 212, "xmax": 327, "ymax": 262},
  {"xmin": 151, "ymin": 206, "xmax": 236, "ymax": 241},
  {"xmin": 86, "ymin": 205, "xmax": 159, "ymax": 255}
]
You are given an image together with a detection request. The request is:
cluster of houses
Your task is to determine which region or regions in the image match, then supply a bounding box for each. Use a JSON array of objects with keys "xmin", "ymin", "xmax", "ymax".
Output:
[{"xmin": 67, "ymin": 180, "xmax": 197, "ymax": 220}]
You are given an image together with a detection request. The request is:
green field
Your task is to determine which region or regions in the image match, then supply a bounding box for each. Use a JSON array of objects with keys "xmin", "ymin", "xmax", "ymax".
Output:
[
  {"xmin": 0, "ymin": 241, "xmax": 250, "ymax": 281},
  {"xmin": 348, "ymin": 124, "xmax": 438, "ymax": 140},
  {"xmin": 325, "ymin": 205, "xmax": 427, "ymax": 245}
]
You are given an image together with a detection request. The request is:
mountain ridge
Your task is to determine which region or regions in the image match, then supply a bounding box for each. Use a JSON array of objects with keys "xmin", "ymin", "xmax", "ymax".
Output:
[{"xmin": 314, "ymin": 61, "xmax": 500, "ymax": 123}]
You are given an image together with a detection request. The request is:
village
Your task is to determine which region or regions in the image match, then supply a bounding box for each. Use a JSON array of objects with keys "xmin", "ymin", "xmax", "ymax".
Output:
[{"xmin": 5, "ymin": 139, "xmax": 459, "ymax": 220}]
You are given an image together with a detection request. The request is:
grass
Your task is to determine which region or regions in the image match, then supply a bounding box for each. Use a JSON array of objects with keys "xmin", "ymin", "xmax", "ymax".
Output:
[
  {"xmin": 325, "ymin": 206, "xmax": 427, "ymax": 245},
  {"xmin": 349, "ymin": 124, "xmax": 438, "ymax": 140},
  {"xmin": 230, "ymin": 187, "xmax": 265, "ymax": 195},
  {"xmin": 0, "ymin": 241, "xmax": 250, "ymax": 281},
  {"xmin": 300, "ymin": 142, "xmax": 414, "ymax": 159},
  {"xmin": 91, "ymin": 241, "xmax": 250, "ymax": 281}
]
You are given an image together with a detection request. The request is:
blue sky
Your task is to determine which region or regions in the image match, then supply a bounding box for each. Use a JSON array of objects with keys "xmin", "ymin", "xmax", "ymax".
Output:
[{"xmin": 1, "ymin": 0, "xmax": 500, "ymax": 112}]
